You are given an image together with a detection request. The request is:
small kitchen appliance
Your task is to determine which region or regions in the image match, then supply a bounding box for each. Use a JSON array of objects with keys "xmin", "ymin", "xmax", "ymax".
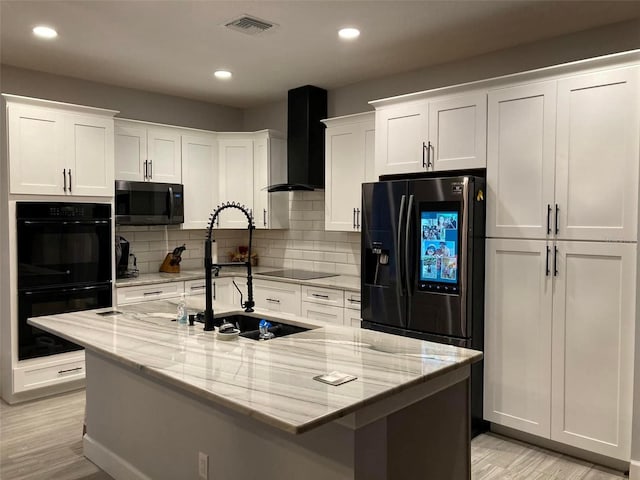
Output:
[
  {"xmin": 115, "ymin": 236, "xmax": 138, "ymax": 278},
  {"xmin": 115, "ymin": 180, "xmax": 184, "ymax": 225}
]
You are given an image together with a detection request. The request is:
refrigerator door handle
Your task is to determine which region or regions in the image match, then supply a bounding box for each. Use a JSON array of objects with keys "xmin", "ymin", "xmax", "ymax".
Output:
[
  {"xmin": 397, "ymin": 195, "xmax": 407, "ymax": 296},
  {"xmin": 404, "ymin": 194, "xmax": 414, "ymax": 297}
]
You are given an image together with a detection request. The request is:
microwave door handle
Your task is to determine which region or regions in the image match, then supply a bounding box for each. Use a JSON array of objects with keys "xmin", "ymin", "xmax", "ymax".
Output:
[
  {"xmin": 404, "ymin": 194, "xmax": 414, "ymax": 297},
  {"xmin": 168, "ymin": 186, "xmax": 174, "ymax": 223},
  {"xmin": 396, "ymin": 195, "xmax": 406, "ymax": 296}
]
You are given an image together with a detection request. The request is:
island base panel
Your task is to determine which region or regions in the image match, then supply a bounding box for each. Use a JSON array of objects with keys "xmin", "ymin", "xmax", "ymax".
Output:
[{"xmin": 84, "ymin": 351, "xmax": 471, "ymax": 480}]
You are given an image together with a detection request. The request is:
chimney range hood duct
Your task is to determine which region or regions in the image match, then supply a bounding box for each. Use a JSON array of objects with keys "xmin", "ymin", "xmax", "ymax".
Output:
[{"xmin": 267, "ymin": 85, "xmax": 327, "ymax": 192}]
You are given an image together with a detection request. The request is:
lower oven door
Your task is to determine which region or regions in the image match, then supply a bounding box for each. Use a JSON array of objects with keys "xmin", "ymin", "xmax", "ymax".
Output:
[{"xmin": 18, "ymin": 283, "xmax": 112, "ymax": 361}]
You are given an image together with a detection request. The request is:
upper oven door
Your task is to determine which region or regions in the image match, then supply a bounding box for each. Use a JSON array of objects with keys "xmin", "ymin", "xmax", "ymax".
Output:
[{"xmin": 17, "ymin": 216, "xmax": 112, "ymax": 289}]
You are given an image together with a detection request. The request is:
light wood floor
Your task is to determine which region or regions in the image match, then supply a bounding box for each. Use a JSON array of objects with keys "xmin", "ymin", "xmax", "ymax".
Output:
[{"xmin": 0, "ymin": 389, "xmax": 629, "ymax": 480}]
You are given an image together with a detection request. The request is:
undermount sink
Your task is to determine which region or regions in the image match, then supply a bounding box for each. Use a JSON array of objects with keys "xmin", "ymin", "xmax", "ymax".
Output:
[{"xmin": 196, "ymin": 314, "xmax": 313, "ymax": 341}]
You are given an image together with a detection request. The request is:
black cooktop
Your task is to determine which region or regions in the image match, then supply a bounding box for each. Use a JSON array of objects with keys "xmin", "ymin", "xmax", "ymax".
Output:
[{"xmin": 257, "ymin": 269, "xmax": 338, "ymax": 280}]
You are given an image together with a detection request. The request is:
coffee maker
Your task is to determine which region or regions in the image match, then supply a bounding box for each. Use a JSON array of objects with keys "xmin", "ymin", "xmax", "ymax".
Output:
[{"xmin": 115, "ymin": 236, "xmax": 138, "ymax": 278}]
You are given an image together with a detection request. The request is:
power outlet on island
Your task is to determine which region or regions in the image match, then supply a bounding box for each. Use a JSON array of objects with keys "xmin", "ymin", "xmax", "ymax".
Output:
[{"xmin": 198, "ymin": 451, "xmax": 209, "ymax": 479}]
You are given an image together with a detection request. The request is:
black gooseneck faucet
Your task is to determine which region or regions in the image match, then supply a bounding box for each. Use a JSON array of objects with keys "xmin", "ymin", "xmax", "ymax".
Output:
[{"xmin": 203, "ymin": 202, "xmax": 255, "ymax": 331}]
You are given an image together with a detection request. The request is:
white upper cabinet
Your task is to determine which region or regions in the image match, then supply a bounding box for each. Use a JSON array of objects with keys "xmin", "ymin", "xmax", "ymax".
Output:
[
  {"xmin": 551, "ymin": 241, "xmax": 635, "ymax": 460},
  {"xmin": 5, "ymin": 95, "xmax": 116, "ymax": 197},
  {"xmin": 486, "ymin": 81, "xmax": 557, "ymax": 239},
  {"xmin": 375, "ymin": 101, "xmax": 428, "ymax": 176},
  {"xmin": 428, "ymin": 93, "xmax": 486, "ymax": 171},
  {"xmin": 115, "ymin": 120, "xmax": 182, "ymax": 184},
  {"xmin": 253, "ymin": 131, "xmax": 289, "ymax": 230},
  {"xmin": 323, "ymin": 112, "xmax": 375, "ymax": 232},
  {"xmin": 373, "ymin": 91, "xmax": 486, "ymax": 177},
  {"xmin": 555, "ymin": 67, "xmax": 639, "ymax": 242},
  {"xmin": 218, "ymin": 136, "xmax": 254, "ymax": 229},
  {"xmin": 181, "ymin": 133, "xmax": 218, "ymax": 230}
]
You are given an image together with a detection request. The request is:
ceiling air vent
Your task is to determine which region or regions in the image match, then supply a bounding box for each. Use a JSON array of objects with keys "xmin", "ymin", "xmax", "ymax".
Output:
[{"xmin": 225, "ymin": 15, "xmax": 277, "ymax": 35}]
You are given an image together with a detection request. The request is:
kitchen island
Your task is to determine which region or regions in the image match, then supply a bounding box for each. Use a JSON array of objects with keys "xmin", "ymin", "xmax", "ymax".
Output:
[{"xmin": 30, "ymin": 297, "xmax": 482, "ymax": 480}]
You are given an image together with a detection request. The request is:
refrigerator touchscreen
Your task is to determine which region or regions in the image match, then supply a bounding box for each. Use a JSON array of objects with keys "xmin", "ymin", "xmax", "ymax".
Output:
[{"xmin": 420, "ymin": 210, "xmax": 459, "ymax": 285}]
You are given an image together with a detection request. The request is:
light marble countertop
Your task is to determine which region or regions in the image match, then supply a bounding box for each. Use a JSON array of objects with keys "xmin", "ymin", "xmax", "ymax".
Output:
[
  {"xmin": 30, "ymin": 296, "xmax": 481, "ymax": 434},
  {"xmin": 115, "ymin": 267, "xmax": 361, "ymax": 292}
]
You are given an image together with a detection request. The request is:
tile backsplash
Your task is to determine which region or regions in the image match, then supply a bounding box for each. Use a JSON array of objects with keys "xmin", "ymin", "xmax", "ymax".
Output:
[{"xmin": 116, "ymin": 191, "xmax": 361, "ymax": 276}]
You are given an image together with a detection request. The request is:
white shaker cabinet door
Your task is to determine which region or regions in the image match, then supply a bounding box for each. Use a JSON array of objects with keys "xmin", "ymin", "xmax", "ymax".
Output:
[
  {"xmin": 486, "ymin": 81, "xmax": 557, "ymax": 239},
  {"xmin": 555, "ymin": 67, "xmax": 639, "ymax": 242},
  {"xmin": 147, "ymin": 127, "xmax": 182, "ymax": 184},
  {"xmin": 428, "ymin": 92, "xmax": 487, "ymax": 171},
  {"xmin": 325, "ymin": 123, "xmax": 367, "ymax": 231},
  {"xmin": 253, "ymin": 135, "xmax": 288, "ymax": 230},
  {"xmin": 65, "ymin": 114, "xmax": 114, "ymax": 197},
  {"xmin": 551, "ymin": 241, "xmax": 635, "ymax": 461},
  {"xmin": 483, "ymin": 238, "xmax": 552, "ymax": 438},
  {"xmin": 218, "ymin": 138, "xmax": 254, "ymax": 229},
  {"xmin": 8, "ymin": 104, "xmax": 66, "ymax": 195},
  {"xmin": 181, "ymin": 134, "xmax": 218, "ymax": 230},
  {"xmin": 375, "ymin": 101, "xmax": 428, "ymax": 176},
  {"xmin": 115, "ymin": 122, "xmax": 147, "ymax": 181}
]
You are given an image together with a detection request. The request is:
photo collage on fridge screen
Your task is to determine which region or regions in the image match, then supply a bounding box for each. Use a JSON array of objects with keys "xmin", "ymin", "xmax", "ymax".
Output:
[{"xmin": 420, "ymin": 211, "xmax": 458, "ymax": 284}]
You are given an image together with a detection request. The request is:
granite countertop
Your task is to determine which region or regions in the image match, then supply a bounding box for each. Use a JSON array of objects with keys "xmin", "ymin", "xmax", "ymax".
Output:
[
  {"xmin": 115, "ymin": 267, "xmax": 361, "ymax": 293},
  {"xmin": 30, "ymin": 296, "xmax": 481, "ymax": 434}
]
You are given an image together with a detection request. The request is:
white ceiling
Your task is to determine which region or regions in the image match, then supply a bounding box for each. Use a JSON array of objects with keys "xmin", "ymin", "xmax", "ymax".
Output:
[{"xmin": 1, "ymin": 1, "xmax": 639, "ymax": 108}]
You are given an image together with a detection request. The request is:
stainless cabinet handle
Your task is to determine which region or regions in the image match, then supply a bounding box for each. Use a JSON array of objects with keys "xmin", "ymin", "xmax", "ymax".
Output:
[
  {"xmin": 143, "ymin": 160, "xmax": 148, "ymax": 179},
  {"xmin": 347, "ymin": 298, "xmax": 361, "ymax": 304},
  {"xmin": 58, "ymin": 367, "xmax": 82, "ymax": 375},
  {"xmin": 546, "ymin": 204, "xmax": 551, "ymax": 235},
  {"xmin": 312, "ymin": 293, "xmax": 329, "ymax": 299},
  {"xmin": 422, "ymin": 142, "xmax": 427, "ymax": 168},
  {"xmin": 143, "ymin": 291, "xmax": 163, "ymax": 296},
  {"xmin": 353, "ymin": 208, "xmax": 356, "ymax": 229},
  {"xmin": 554, "ymin": 246, "xmax": 558, "ymax": 277},
  {"xmin": 149, "ymin": 160, "xmax": 153, "ymax": 179},
  {"xmin": 263, "ymin": 209, "xmax": 267, "ymax": 227},
  {"xmin": 190, "ymin": 285, "xmax": 206, "ymax": 291},
  {"xmin": 266, "ymin": 298, "xmax": 280, "ymax": 303},
  {"xmin": 356, "ymin": 208, "xmax": 360, "ymax": 229},
  {"xmin": 213, "ymin": 282, "xmax": 216, "ymax": 300},
  {"xmin": 63, "ymin": 169, "xmax": 67, "ymax": 192},
  {"xmin": 427, "ymin": 141, "xmax": 433, "ymax": 169},
  {"xmin": 555, "ymin": 204, "xmax": 559, "ymax": 234},
  {"xmin": 545, "ymin": 245, "xmax": 550, "ymax": 276},
  {"xmin": 68, "ymin": 169, "xmax": 72, "ymax": 192}
]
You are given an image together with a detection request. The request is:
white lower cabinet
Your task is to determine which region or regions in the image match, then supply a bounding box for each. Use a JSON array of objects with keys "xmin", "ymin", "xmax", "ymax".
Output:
[
  {"xmin": 13, "ymin": 353, "xmax": 85, "ymax": 393},
  {"xmin": 117, "ymin": 281, "xmax": 184, "ymax": 305},
  {"xmin": 484, "ymin": 238, "xmax": 635, "ymax": 460},
  {"xmin": 302, "ymin": 301, "xmax": 344, "ymax": 325},
  {"xmin": 251, "ymin": 280, "xmax": 301, "ymax": 316},
  {"xmin": 212, "ymin": 277, "xmax": 234, "ymax": 305},
  {"xmin": 344, "ymin": 292, "xmax": 361, "ymax": 328}
]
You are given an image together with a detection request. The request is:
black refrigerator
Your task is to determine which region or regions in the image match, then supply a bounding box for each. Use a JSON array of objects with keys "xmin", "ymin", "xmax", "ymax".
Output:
[{"xmin": 360, "ymin": 174, "xmax": 487, "ymax": 436}]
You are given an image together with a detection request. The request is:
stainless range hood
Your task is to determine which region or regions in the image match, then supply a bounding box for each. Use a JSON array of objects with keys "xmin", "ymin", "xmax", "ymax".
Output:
[{"xmin": 267, "ymin": 85, "xmax": 327, "ymax": 192}]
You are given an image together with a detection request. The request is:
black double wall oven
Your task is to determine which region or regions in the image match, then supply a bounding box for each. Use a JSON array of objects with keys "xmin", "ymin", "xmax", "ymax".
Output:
[{"xmin": 17, "ymin": 202, "xmax": 112, "ymax": 360}]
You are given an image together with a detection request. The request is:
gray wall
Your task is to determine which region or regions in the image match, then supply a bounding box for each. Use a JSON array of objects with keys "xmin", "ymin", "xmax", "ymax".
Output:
[
  {"xmin": 0, "ymin": 65, "xmax": 243, "ymax": 131},
  {"xmin": 243, "ymin": 18, "xmax": 640, "ymax": 130}
]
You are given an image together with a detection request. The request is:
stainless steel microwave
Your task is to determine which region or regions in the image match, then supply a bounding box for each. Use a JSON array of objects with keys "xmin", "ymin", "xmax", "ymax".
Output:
[{"xmin": 115, "ymin": 180, "xmax": 184, "ymax": 225}]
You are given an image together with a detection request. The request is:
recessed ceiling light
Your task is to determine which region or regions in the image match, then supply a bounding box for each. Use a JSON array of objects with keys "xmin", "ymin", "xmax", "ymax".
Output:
[
  {"xmin": 214, "ymin": 70, "xmax": 232, "ymax": 80},
  {"xmin": 33, "ymin": 25, "xmax": 58, "ymax": 39},
  {"xmin": 338, "ymin": 27, "xmax": 360, "ymax": 40}
]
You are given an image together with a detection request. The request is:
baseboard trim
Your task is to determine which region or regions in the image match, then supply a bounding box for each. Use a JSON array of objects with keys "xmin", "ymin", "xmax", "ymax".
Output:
[
  {"xmin": 629, "ymin": 459, "xmax": 640, "ymax": 480},
  {"xmin": 83, "ymin": 434, "xmax": 151, "ymax": 480}
]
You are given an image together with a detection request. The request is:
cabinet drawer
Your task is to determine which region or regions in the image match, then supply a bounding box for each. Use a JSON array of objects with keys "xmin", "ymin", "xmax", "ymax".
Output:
[
  {"xmin": 117, "ymin": 281, "xmax": 184, "ymax": 305},
  {"xmin": 14, "ymin": 354, "xmax": 85, "ymax": 393},
  {"xmin": 184, "ymin": 279, "xmax": 207, "ymax": 295},
  {"xmin": 302, "ymin": 301, "xmax": 344, "ymax": 325},
  {"xmin": 344, "ymin": 292, "xmax": 361, "ymax": 311},
  {"xmin": 253, "ymin": 280, "xmax": 301, "ymax": 316},
  {"xmin": 302, "ymin": 285, "xmax": 344, "ymax": 307}
]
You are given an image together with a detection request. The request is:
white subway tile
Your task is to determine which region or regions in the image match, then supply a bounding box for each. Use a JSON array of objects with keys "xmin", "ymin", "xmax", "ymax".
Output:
[
  {"xmin": 290, "ymin": 200, "xmax": 313, "ymax": 211},
  {"xmin": 335, "ymin": 263, "xmax": 359, "ymax": 276},
  {"xmin": 302, "ymin": 191, "xmax": 324, "ymax": 201},
  {"xmin": 324, "ymin": 252, "xmax": 348, "ymax": 263},
  {"xmin": 136, "ymin": 262, "xmax": 151, "ymax": 274},
  {"xmin": 335, "ymin": 242, "xmax": 356, "ymax": 253},
  {"xmin": 302, "ymin": 210, "xmax": 324, "ymax": 221},
  {"xmin": 293, "ymin": 240, "xmax": 315, "ymax": 250},
  {"xmin": 302, "ymin": 230, "xmax": 325, "ymax": 241},
  {"xmin": 284, "ymin": 249, "xmax": 304, "ymax": 260},
  {"xmin": 302, "ymin": 251, "xmax": 323, "ymax": 261},
  {"xmin": 268, "ymin": 248, "xmax": 286, "ymax": 258},
  {"xmin": 312, "ymin": 221, "xmax": 325, "ymax": 230},
  {"xmin": 312, "ymin": 201, "xmax": 324, "ymax": 211},
  {"xmin": 134, "ymin": 231, "xmax": 163, "ymax": 242},
  {"xmin": 314, "ymin": 241, "xmax": 335, "ymax": 252},
  {"xmin": 292, "ymin": 259, "xmax": 314, "ymax": 270},
  {"xmin": 313, "ymin": 262, "xmax": 336, "ymax": 273},
  {"xmin": 324, "ymin": 231, "xmax": 348, "ymax": 242},
  {"xmin": 347, "ymin": 232, "xmax": 361, "ymax": 244},
  {"xmin": 289, "ymin": 220, "xmax": 313, "ymax": 230},
  {"xmin": 284, "ymin": 230, "xmax": 303, "ymax": 240},
  {"xmin": 289, "ymin": 210, "xmax": 307, "ymax": 221}
]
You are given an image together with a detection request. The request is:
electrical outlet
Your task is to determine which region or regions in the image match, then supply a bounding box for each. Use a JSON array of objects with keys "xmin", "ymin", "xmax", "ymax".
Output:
[{"xmin": 198, "ymin": 451, "xmax": 209, "ymax": 479}]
